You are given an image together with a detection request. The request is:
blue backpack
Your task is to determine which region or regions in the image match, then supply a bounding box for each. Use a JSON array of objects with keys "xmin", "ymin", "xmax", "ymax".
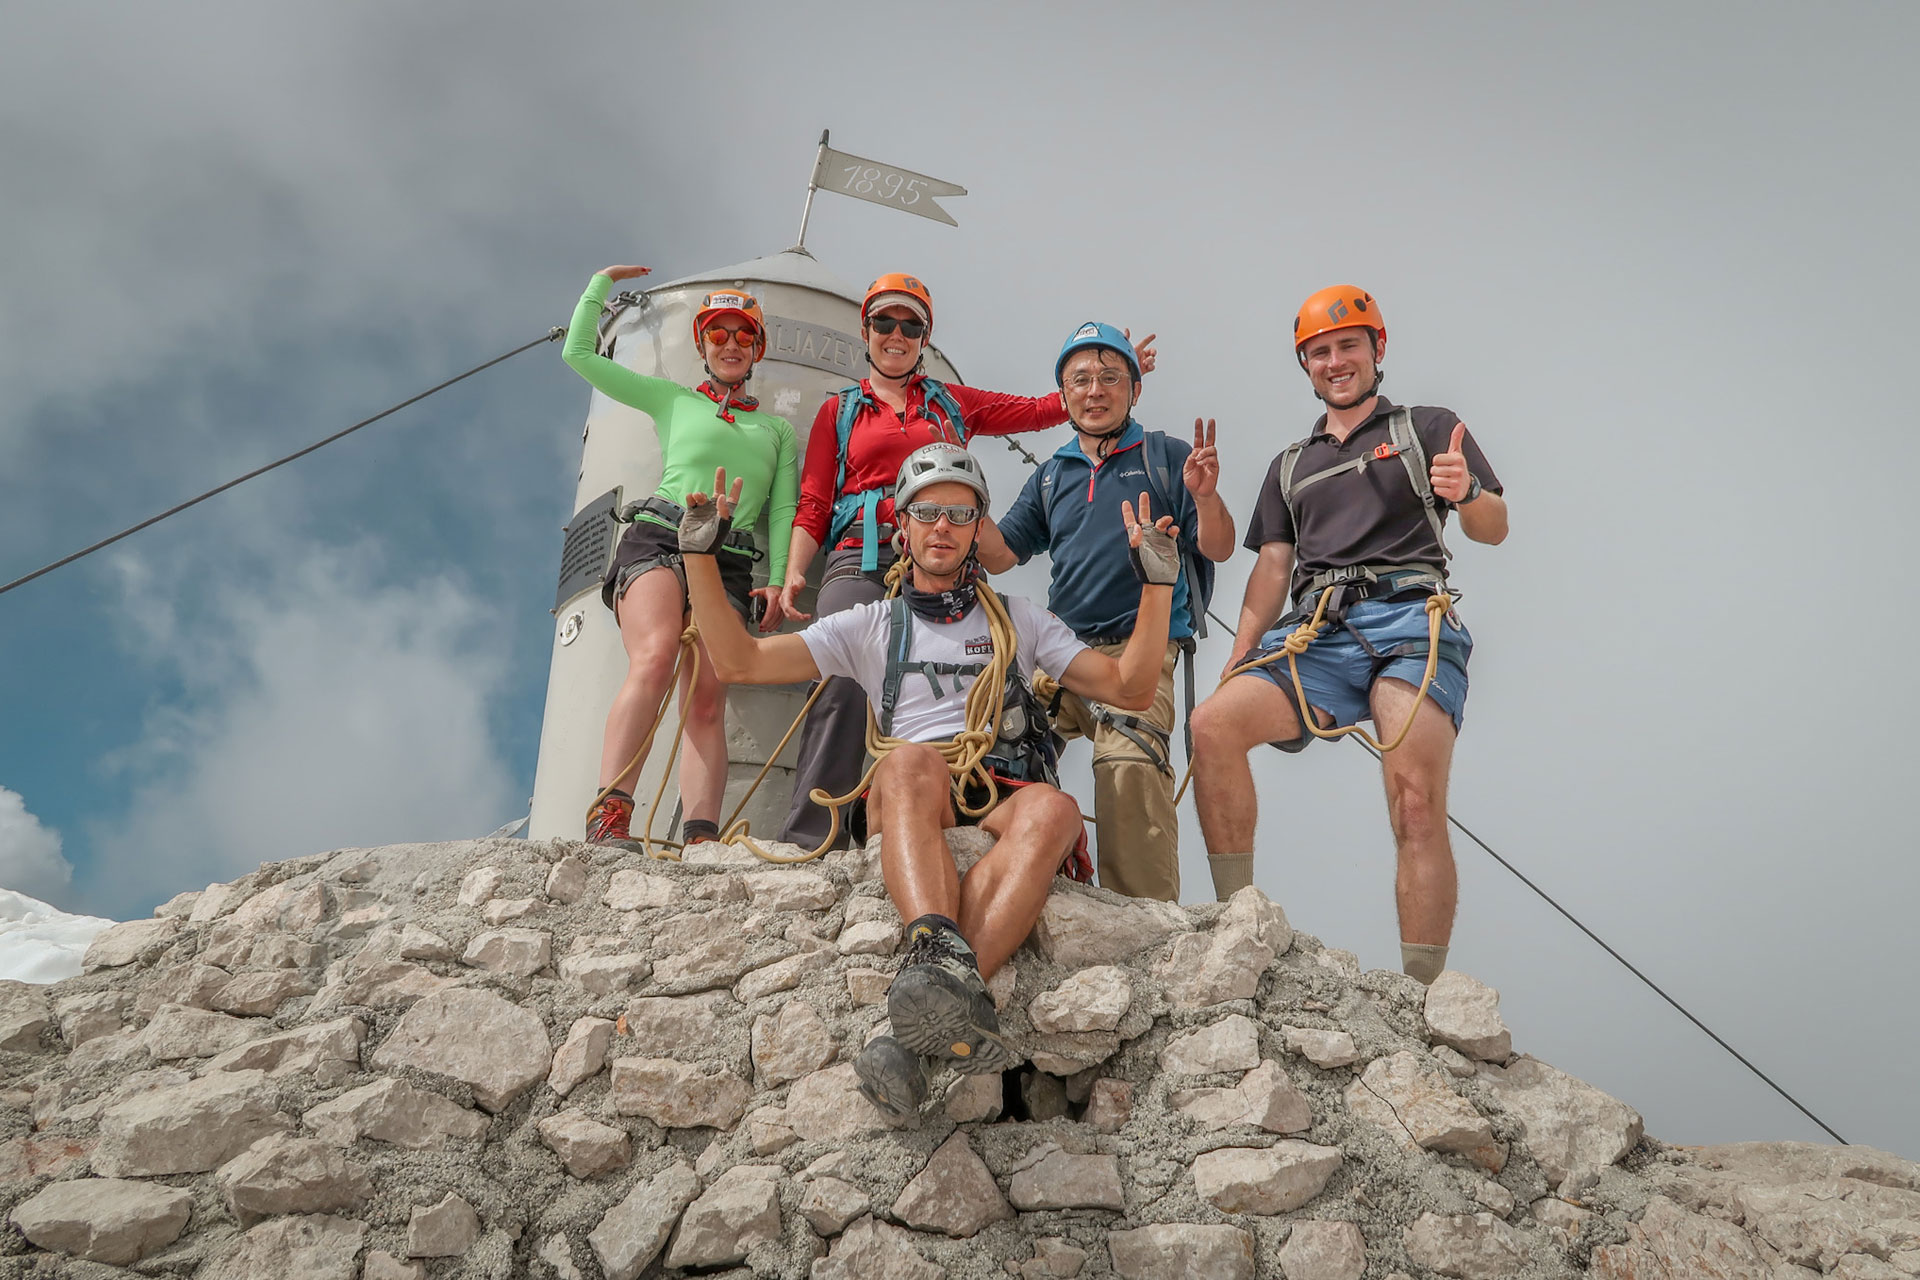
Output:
[
  {"xmin": 827, "ymin": 380, "xmax": 969, "ymax": 571},
  {"xmin": 1038, "ymin": 427, "xmax": 1216, "ymax": 638}
]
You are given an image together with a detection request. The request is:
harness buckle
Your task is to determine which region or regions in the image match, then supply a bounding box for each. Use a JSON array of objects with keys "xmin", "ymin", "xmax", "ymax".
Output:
[{"xmin": 1372, "ymin": 442, "xmax": 1399, "ymax": 461}]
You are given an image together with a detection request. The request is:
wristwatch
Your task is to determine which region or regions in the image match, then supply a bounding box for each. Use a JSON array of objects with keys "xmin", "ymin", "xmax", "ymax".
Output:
[{"xmin": 1461, "ymin": 475, "xmax": 1483, "ymax": 504}]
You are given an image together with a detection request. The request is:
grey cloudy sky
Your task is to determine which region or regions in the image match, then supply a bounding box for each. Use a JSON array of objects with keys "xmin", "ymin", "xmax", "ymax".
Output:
[{"xmin": 2, "ymin": 3, "xmax": 1914, "ymax": 1159}]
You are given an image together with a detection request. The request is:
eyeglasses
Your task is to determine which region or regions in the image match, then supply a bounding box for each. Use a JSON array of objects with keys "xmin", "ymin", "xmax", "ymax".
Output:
[
  {"xmin": 868, "ymin": 315, "xmax": 928, "ymax": 340},
  {"xmin": 703, "ymin": 326, "xmax": 760, "ymax": 348},
  {"xmin": 1063, "ymin": 369, "xmax": 1130, "ymax": 393},
  {"xmin": 902, "ymin": 501, "xmax": 980, "ymax": 526}
]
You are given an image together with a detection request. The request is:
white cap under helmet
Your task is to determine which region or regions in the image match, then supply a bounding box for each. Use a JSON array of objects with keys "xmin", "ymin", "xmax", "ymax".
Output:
[{"xmin": 894, "ymin": 443, "xmax": 989, "ymax": 511}]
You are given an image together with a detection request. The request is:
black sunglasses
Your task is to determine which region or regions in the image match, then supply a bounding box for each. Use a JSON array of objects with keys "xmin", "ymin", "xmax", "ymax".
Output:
[{"xmin": 868, "ymin": 315, "xmax": 928, "ymax": 340}]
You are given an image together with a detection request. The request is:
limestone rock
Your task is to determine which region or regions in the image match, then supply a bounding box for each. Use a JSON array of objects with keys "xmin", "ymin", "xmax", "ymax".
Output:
[
  {"xmin": 83, "ymin": 917, "xmax": 181, "ymax": 970},
  {"xmin": 743, "ymin": 869, "xmax": 837, "ymax": 912},
  {"xmin": 216, "ymin": 1133, "xmax": 372, "ymax": 1226},
  {"xmin": 559, "ymin": 950, "xmax": 650, "ymax": 995},
  {"xmin": 461, "ymin": 926, "xmax": 552, "ymax": 976},
  {"xmin": 0, "ymin": 1134, "xmax": 94, "ymax": 1181},
  {"xmin": 654, "ymin": 934, "xmax": 753, "ymax": 989},
  {"xmin": 895, "ymin": 1131, "xmax": 1014, "ymax": 1237},
  {"xmin": 750, "ymin": 998, "xmax": 835, "ymax": 1087},
  {"xmin": 0, "ymin": 981, "xmax": 50, "ymax": 1051},
  {"xmin": 1221, "ymin": 885, "xmax": 1294, "ymax": 954},
  {"xmin": 200, "ymin": 1213, "xmax": 367, "ymax": 1280},
  {"xmin": 1530, "ymin": 1196, "xmax": 1593, "ymax": 1249},
  {"xmin": 1162, "ymin": 922, "xmax": 1275, "ymax": 1008},
  {"xmin": 1476, "ymin": 1054, "xmax": 1642, "ymax": 1188},
  {"xmin": 1172, "ymin": 1059, "xmax": 1311, "ymax": 1133},
  {"xmin": 229, "ymin": 879, "xmax": 333, "ymax": 933},
  {"xmin": 1084, "ymin": 1078, "xmax": 1133, "ymax": 1132},
  {"xmin": 1284, "ymin": 1024, "xmax": 1361, "ymax": 1069},
  {"xmin": 303, "ymin": 1077, "xmax": 489, "ymax": 1148},
  {"xmin": 1108, "ymin": 1223, "xmax": 1255, "ymax": 1280},
  {"xmin": 736, "ymin": 952, "xmax": 811, "ymax": 1000},
  {"xmin": 836, "ymin": 919, "xmax": 902, "ymax": 955},
  {"xmin": 9, "ymin": 1177, "xmax": 194, "ymax": 1264},
  {"xmin": 94, "ymin": 1068, "xmax": 293, "ymax": 1176},
  {"xmin": 396, "ymin": 924, "xmax": 453, "ymax": 961},
  {"xmin": 140, "ymin": 1003, "xmax": 267, "ymax": 1060},
  {"xmin": 603, "ymin": 869, "xmax": 678, "ymax": 911},
  {"xmin": 56, "ymin": 990, "xmax": 130, "ymax": 1046},
  {"xmin": 205, "ymin": 1015, "xmax": 363, "ymax": 1077},
  {"xmin": 457, "ymin": 865, "xmax": 505, "ymax": 906},
  {"xmin": 407, "ymin": 1192, "xmax": 481, "ymax": 1258},
  {"xmin": 846, "ymin": 967, "xmax": 890, "ymax": 1006},
  {"xmin": 1161, "ymin": 1013, "xmax": 1261, "ymax": 1075},
  {"xmin": 665, "ymin": 1164, "xmax": 782, "ymax": 1268},
  {"xmin": 327, "ymin": 959, "xmax": 453, "ymax": 1008},
  {"xmin": 1433, "ymin": 1044, "xmax": 1478, "ymax": 1078},
  {"xmin": 1425, "ymin": 971, "xmax": 1513, "ymax": 1062},
  {"xmin": 1029, "ymin": 965, "xmax": 1132, "ymax": 1033},
  {"xmin": 622, "ymin": 992, "xmax": 730, "ymax": 1053},
  {"xmin": 1020, "ymin": 1237, "xmax": 1091, "ymax": 1278},
  {"xmin": 785, "ymin": 1063, "xmax": 901, "ymax": 1141},
  {"xmin": 1404, "ymin": 1211, "xmax": 1527, "ymax": 1278},
  {"xmin": 364, "ymin": 1250, "xmax": 426, "ymax": 1280},
  {"xmin": 211, "ymin": 967, "xmax": 318, "ymax": 1015},
  {"xmin": 801, "ymin": 1175, "xmax": 870, "ymax": 1237},
  {"xmin": 946, "ymin": 1073, "xmax": 1004, "ymax": 1123},
  {"xmin": 1277, "ymin": 1219, "xmax": 1367, "ymax": 1280},
  {"xmin": 481, "ymin": 895, "xmax": 543, "ymax": 925},
  {"xmin": 370, "ymin": 986, "xmax": 552, "ymax": 1112},
  {"xmin": 588, "ymin": 1159, "xmax": 700, "ymax": 1280},
  {"xmin": 549, "ymin": 1016, "xmax": 615, "ymax": 1097},
  {"xmin": 1192, "ymin": 1141, "xmax": 1343, "ymax": 1214},
  {"xmin": 1348, "ymin": 1050, "xmax": 1504, "ymax": 1172},
  {"xmin": 813, "ymin": 1215, "xmax": 945, "ymax": 1280},
  {"xmin": 1009, "ymin": 1149, "xmax": 1125, "ymax": 1211},
  {"xmin": 545, "ymin": 854, "xmax": 589, "ymax": 904},
  {"xmin": 1033, "ymin": 889, "xmax": 1186, "ymax": 965},
  {"xmin": 609, "ymin": 1057, "xmax": 752, "ymax": 1129},
  {"xmin": 538, "ymin": 1110, "xmax": 632, "ymax": 1179}
]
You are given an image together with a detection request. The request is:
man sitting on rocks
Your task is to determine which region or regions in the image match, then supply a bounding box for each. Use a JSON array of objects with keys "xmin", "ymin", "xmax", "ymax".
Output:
[{"xmin": 677, "ymin": 444, "xmax": 1179, "ymax": 1120}]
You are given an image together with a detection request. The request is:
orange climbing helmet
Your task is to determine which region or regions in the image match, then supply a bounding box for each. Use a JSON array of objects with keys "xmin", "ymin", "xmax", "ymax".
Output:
[
  {"xmin": 1293, "ymin": 285, "xmax": 1384, "ymax": 366},
  {"xmin": 862, "ymin": 272, "xmax": 933, "ymax": 330},
  {"xmin": 693, "ymin": 290, "xmax": 767, "ymax": 362}
]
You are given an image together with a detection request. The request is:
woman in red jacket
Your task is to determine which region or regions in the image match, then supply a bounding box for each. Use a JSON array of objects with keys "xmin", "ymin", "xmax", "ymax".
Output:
[{"xmin": 776, "ymin": 272, "xmax": 1153, "ymax": 848}]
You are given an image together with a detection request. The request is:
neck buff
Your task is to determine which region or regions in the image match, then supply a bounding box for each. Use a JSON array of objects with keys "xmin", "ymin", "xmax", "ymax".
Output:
[
  {"xmin": 903, "ymin": 555, "xmax": 980, "ymax": 624},
  {"xmin": 698, "ymin": 379, "xmax": 759, "ymax": 422}
]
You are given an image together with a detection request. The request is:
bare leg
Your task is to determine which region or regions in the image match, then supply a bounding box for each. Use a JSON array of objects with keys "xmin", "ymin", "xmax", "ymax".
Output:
[
  {"xmin": 675, "ymin": 630, "xmax": 729, "ymax": 825},
  {"xmin": 1190, "ymin": 675, "xmax": 1306, "ymax": 852},
  {"xmin": 962, "ymin": 784, "xmax": 1084, "ymax": 978},
  {"xmin": 598, "ymin": 568, "xmax": 691, "ymax": 791},
  {"xmin": 1370, "ymin": 677, "xmax": 1459, "ymax": 946},
  {"xmin": 867, "ymin": 744, "xmax": 961, "ymax": 925}
]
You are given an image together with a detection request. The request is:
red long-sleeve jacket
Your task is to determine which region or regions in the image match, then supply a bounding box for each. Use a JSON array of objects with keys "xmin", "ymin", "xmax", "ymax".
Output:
[{"xmin": 794, "ymin": 375, "xmax": 1068, "ymax": 547}]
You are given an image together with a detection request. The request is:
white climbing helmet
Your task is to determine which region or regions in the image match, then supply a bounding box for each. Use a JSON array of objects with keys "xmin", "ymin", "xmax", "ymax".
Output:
[{"xmin": 894, "ymin": 442, "xmax": 990, "ymax": 511}]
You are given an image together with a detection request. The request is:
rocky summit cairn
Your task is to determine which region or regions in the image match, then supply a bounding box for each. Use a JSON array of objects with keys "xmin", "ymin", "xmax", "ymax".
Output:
[{"xmin": 2, "ymin": 831, "xmax": 1914, "ymax": 1278}]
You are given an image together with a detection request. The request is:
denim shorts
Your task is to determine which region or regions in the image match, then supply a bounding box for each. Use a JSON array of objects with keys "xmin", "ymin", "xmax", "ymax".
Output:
[{"xmin": 1237, "ymin": 593, "xmax": 1472, "ymax": 751}]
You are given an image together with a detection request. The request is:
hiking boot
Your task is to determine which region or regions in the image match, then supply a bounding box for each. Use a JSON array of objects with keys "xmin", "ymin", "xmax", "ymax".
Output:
[
  {"xmin": 887, "ymin": 918, "xmax": 1017, "ymax": 1074},
  {"xmin": 585, "ymin": 791, "xmax": 641, "ymax": 848},
  {"xmin": 852, "ymin": 1034, "xmax": 929, "ymax": 1122}
]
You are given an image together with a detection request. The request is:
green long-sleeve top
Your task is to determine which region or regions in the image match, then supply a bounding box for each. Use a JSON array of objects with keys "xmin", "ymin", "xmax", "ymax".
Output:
[{"xmin": 563, "ymin": 273, "xmax": 799, "ymax": 583}]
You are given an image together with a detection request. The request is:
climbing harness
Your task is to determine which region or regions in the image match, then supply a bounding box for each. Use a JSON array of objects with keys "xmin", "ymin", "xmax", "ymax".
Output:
[{"xmin": 1275, "ymin": 406, "xmax": 1451, "ymax": 563}]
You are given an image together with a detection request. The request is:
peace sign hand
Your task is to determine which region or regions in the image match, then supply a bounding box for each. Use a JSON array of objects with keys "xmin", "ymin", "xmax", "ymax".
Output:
[
  {"xmin": 1429, "ymin": 422, "xmax": 1477, "ymax": 504},
  {"xmin": 680, "ymin": 467, "xmax": 742, "ymax": 554},
  {"xmin": 1121, "ymin": 490, "xmax": 1183, "ymax": 585},
  {"xmin": 1183, "ymin": 417, "xmax": 1220, "ymax": 499}
]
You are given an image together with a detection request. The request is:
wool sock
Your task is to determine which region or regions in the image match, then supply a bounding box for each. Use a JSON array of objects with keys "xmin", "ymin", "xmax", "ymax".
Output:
[
  {"xmin": 1401, "ymin": 942, "xmax": 1449, "ymax": 985},
  {"xmin": 1208, "ymin": 853, "xmax": 1254, "ymax": 902},
  {"xmin": 905, "ymin": 914, "xmax": 963, "ymax": 943},
  {"xmin": 680, "ymin": 819, "xmax": 719, "ymax": 845}
]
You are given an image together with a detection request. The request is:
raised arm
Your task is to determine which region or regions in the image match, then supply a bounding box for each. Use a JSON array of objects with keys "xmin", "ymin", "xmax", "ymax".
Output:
[
  {"xmin": 1057, "ymin": 493, "xmax": 1177, "ymax": 711},
  {"xmin": 1226, "ymin": 542, "xmax": 1295, "ymax": 677},
  {"xmin": 680, "ymin": 470, "xmax": 823, "ymax": 686},
  {"xmin": 1183, "ymin": 417, "xmax": 1237, "ymax": 562},
  {"xmin": 561, "ymin": 269, "xmax": 685, "ymax": 419}
]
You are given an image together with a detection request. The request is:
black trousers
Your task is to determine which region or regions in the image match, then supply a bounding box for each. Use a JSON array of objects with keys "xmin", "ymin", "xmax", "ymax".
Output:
[{"xmin": 782, "ymin": 546, "xmax": 894, "ymax": 848}]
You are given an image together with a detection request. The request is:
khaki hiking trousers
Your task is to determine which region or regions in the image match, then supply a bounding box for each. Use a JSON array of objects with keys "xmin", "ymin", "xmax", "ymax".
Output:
[{"xmin": 1043, "ymin": 639, "xmax": 1182, "ymax": 902}]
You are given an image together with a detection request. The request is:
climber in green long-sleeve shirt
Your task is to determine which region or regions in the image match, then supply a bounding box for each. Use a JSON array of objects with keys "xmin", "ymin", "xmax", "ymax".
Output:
[{"xmin": 563, "ymin": 266, "xmax": 800, "ymax": 850}]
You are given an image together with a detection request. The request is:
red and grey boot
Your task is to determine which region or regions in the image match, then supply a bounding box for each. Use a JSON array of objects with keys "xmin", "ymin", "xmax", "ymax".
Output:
[{"xmin": 585, "ymin": 790, "xmax": 639, "ymax": 848}]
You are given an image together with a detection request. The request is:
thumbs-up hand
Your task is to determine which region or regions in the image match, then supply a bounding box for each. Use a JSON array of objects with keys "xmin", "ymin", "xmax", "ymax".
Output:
[{"xmin": 1429, "ymin": 421, "xmax": 1476, "ymax": 503}]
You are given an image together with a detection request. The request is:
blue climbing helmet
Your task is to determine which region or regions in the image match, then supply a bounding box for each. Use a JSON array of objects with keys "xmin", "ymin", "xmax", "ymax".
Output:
[{"xmin": 1053, "ymin": 321, "xmax": 1140, "ymax": 386}]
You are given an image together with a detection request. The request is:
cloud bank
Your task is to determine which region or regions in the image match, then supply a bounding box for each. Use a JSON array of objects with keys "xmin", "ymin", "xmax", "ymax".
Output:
[{"xmin": 0, "ymin": 788, "xmax": 76, "ymax": 906}]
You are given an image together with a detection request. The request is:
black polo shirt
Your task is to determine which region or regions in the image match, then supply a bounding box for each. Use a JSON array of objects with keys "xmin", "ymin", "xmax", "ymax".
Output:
[{"xmin": 1243, "ymin": 396, "xmax": 1502, "ymax": 603}]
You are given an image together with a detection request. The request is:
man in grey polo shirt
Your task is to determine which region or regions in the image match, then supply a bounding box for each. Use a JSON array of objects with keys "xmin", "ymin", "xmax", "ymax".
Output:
[{"xmin": 1189, "ymin": 285, "xmax": 1507, "ymax": 982}]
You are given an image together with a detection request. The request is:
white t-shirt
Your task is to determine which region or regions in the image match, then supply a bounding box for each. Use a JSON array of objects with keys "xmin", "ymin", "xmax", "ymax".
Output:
[{"xmin": 801, "ymin": 595, "xmax": 1090, "ymax": 744}]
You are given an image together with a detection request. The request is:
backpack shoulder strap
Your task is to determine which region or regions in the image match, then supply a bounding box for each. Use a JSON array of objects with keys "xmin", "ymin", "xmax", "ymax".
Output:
[
  {"xmin": 1141, "ymin": 428, "xmax": 1178, "ymax": 521},
  {"xmin": 919, "ymin": 378, "xmax": 968, "ymax": 446},
  {"xmin": 1388, "ymin": 408, "xmax": 1451, "ymax": 562},
  {"xmin": 832, "ymin": 386, "xmax": 865, "ymax": 496},
  {"xmin": 879, "ymin": 596, "xmax": 914, "ymax": 735}
]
